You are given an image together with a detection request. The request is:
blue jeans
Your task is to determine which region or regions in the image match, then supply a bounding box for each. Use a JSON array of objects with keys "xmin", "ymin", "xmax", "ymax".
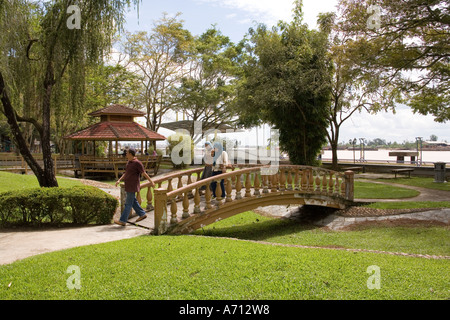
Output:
[
  {"xmin": 211, "ymin": 170, "xmax": 225, "ymax": 198},
  {"xmin": 120, "ymin": 192, "xmax": 146, "ymax": 223}
]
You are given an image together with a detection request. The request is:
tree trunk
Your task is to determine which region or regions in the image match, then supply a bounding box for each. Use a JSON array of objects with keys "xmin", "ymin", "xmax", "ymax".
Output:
[
  {"xmin": 0, "ymin": 72, "xmax": 48, "ymax": 186},
  {"xmin": 39, "ymin": 62, "xmax": 59, "ymax": 187}
]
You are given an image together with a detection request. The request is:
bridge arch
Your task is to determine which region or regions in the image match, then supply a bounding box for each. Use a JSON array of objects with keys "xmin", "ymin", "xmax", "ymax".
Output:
[{"xmin": 132, "ymin": 165, "xmax": 355, "ymax": 235}]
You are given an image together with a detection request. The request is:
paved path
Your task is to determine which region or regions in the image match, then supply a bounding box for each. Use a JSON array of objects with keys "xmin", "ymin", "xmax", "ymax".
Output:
[{"xmin": 0, "ymin": 175, "xmax": 449, "ymax": 265}]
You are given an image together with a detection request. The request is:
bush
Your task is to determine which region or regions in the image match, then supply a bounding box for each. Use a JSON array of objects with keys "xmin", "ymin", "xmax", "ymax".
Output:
[{"xmin": 0, "ymin": 186, "xmax": 118, "ymax": 228}]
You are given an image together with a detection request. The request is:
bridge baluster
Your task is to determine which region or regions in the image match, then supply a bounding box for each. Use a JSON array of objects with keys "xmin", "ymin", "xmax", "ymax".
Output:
[
  {"xmin": 322, "ymin": 173, "xmax": 328, "ymax": 194},
  {"xmin": 301, "ymin": 170, "xmax": 307, "ymax": 191},
  {"xmin": 177, "ymin": 177, "xmax": 184, "ymax": 200},
  {"xmin": 271, "ymin": 173, "xmax": 278, "ymax": 192},
  {"xmin": 262, "ymin": 174, "xmax": 269, "ymax": 194},
  {"xmin": 235, "ymin": 174, "xmax": 242, "ymax": 199},
  {"xmin": 245, "ymin": 173, "xmax": 252, "ymax": 197},
  {"xmin": 328, "ymin": 173, "xmax": 334, "ymax": 193},
  {"xmin": 254, "ymin": 172, "xmax": 261, "ymax": 196},
  {"xmin": 280, "ymin": 170, "xmax": 286, "ymax": 192},
  {"xmin": 308, "ymin": 169, "xmax": 314, "ymax": 192},
  {"xmin": 294, "ymin": 170, "xmax": 300, "ymax": 190},
  {"xmin": 167, "ymin": 179, "xmax": 173, "ymax": 192},
  {"xmin": 226, "ymin": 178, "xmax": 233, "ymax": 202},
  {"xmin": 315, "ymin": 172, "xmax": 321, "ymax": 192},
  {"xmin": 334, "ymin": 176, "xmax": 340, "ymax": 196},
  {"xmin": 205, "ymin": 183, "xmax": 213, "ymax": 210},
  {"xmin": 146, "ymin": 186, "xmax": 154, "ymax": 211},
  {"xmin": 286, "ymin": 169, "xmax": 293, "ymax": 190},
  {"xmin": 170, "ymin": 199, "xmax": 178, "ymax": 224},
  {"xmin": 194, "ymin": 188, "xmax": 201, "ymax": 214},
  {"xmin": 182, "ymin": 192, "xmax": 190, "ymax": 219},
  {"xmin": 341, "ymin": 179, "xmax": 346, "ymax": 197},
  {"xmin": 215, "ymin": 180, "xmax": 223, "ymax": 206},
  {"xmin": 187, "ymin": 174, "xmax": 194, "ymax": 198}
]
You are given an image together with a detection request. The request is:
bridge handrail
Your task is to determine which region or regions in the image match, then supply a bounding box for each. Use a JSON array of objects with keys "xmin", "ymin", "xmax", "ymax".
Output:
[{"xmin": 147, "ymin": 165, "xmax": 354, "ymax": 234}]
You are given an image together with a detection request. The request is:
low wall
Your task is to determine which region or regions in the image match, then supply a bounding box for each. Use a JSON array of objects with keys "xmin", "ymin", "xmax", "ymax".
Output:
[{"xmin": 321, "ymin": 161, "xmax": 449, "ymax": 180}]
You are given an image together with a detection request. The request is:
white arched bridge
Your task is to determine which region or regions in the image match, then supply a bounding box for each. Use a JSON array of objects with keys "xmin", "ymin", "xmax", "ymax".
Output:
[{"xmin": 121, "ymin": 165, "xmax": 355, "ymax": 235}]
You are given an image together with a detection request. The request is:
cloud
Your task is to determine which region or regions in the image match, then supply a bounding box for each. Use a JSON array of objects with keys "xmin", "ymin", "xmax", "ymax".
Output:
[{"xmin": 195, "ymin": 0, "xmax": 339, "ymax": 28}]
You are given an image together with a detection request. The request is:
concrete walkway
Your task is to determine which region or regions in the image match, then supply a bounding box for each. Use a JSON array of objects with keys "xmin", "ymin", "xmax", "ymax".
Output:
[{"xmin": 0, "ymin": 175, "xmax": 449, "ymax": 265}]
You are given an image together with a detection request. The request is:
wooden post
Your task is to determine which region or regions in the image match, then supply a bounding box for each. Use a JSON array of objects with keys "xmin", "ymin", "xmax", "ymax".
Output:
[
  {"xmin": 344, "ymin": 171, "xmax": 354, "ymax": 201},
  {"xmin": 154, "ymin": 188, "xmax": 168, "ymax": 235}
]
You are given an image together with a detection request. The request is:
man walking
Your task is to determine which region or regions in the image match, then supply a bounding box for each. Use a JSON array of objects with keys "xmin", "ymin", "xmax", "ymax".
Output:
[{"xmin": 114, "ymin": 148, "xmax": 155, "ymax": 226}]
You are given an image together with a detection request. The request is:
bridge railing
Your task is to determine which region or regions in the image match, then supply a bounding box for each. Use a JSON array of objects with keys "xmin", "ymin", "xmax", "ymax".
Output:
[{"xmin": 145, "ymin": 165, "xmax": 354, "ymax": 235}]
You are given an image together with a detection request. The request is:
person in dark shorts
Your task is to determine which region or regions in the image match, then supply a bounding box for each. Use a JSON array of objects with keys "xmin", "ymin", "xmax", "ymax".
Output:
[{"xmin": 114, "ymin": 148, "xmax": 155, "ymax": 226}]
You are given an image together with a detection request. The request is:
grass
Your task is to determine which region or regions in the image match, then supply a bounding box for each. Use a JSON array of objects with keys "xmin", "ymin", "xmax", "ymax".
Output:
[
  {"xmin": 0, "ymin": 235, "xmax": 448, "ymax": 300},
  {"xmin": 0, "ymin": 171, "xmax": 448, "ymax": 300},
  {"xmin": 354, "ymin": 181, "xmax": 420, "ymax": 199},
  {"xmin": 0, "ymin": 171, "xmax": 83, "ymax": 192},
  {"xmin": 196, "ymin": 211, "xmax": 450, "ymax": 257},
  {"xmin": 377, "ymin": 177, "xmax": 450, "ymax": 191}
]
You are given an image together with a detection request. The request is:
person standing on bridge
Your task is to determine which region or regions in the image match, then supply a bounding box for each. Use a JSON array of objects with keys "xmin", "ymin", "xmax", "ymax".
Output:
[
  {"xmin": 114, "ymin": 148, "xmax": 155, "ymax": 226},
  {"xmin": 211, "ymin": 141, "xmax": 230, "ymax": 199}
]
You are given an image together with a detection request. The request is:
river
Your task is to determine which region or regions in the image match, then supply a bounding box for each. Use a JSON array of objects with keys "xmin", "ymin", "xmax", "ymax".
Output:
[{"xmin": 322, "ymin": 149, "xmax": 450, "ymax": 165}]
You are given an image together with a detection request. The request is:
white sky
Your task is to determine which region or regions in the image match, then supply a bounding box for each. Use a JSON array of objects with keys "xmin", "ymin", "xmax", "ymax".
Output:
[{"xmin": 124, "ymin": 0, "xmax": 449, "ymax": 145}]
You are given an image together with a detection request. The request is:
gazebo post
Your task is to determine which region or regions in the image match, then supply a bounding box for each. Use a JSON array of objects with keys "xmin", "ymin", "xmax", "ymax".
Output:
[
  {"xmin": 82, "ymin": 141, "xmax": 85, "ymax": 155},
  {"xmin": 141, "ymin": 140, "xmax": 144, "ymax": 154},
  {"xmin": 116, "ymin": 140, "xmax": 118, "ymax": 156}
]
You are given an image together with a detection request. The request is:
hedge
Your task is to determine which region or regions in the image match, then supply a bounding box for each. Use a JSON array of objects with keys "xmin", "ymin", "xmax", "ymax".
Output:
[{"xmin": 0, "ymin": 186, "xmax": 118, "ymax": 227}]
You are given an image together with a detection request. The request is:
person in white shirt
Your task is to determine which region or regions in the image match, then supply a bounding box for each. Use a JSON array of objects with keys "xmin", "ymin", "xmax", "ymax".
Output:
[{"xmin": 211, "ymin": 141, "xmax": 229, "ymax": 198}]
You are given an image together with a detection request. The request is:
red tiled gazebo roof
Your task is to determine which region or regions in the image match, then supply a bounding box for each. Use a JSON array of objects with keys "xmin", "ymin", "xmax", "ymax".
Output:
[
  {"xmin": 65, "ymin": 121, "xmax": 166, "ymax": 141},
  {"xmin": 88, "ymin": 104, "xmax": 146, "ymax": 117}
]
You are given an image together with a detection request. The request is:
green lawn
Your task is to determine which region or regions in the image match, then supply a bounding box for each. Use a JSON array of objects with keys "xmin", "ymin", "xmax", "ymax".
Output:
[
  {"xmin": 354, "ymin": 181, "xmax": 420, "ymax": 199},
  {"xmin": 196, "ymin": 211, "xmax": 450, "ymax": 256},
  {"xmin": 0, "ymin": 171, "xmax": 83, "ymax": 192},
  {"xmin": 378, "ymin": 177, "xmax": 450, "ymax": 191},
  {"xmin": 0, "ymin": 235, "xmax": 448, "ymax": 300}
]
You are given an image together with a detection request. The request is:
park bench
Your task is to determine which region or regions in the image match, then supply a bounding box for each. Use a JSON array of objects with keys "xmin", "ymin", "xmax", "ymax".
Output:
[{"xmin": 391, "ymin": 168, "xmax": 414, "ymax": 178}]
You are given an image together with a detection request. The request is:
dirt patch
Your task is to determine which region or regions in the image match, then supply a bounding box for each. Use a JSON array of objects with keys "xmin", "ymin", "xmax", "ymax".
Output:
[
  {"xmin": 335, "ymin": 206, "xmax": 435, "ymax": 217},
  {"xmin": 79, "ymin": 179, "xmax": 117, "ymax": 189},
  {"xmin": 342, "ymin": 219, "xmax": 449, "ymax": 231}
]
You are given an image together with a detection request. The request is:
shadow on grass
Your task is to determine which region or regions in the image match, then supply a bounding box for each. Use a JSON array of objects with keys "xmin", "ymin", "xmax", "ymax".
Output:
[{"xmin": 195, "ymin": 205, "xmax": 339, "ymax": 242}]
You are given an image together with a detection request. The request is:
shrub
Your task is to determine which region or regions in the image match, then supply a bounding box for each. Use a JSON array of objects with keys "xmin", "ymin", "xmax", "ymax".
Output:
[{"xmin": 0, "ymin": 186, "xmax": 118, "ymax": 227}]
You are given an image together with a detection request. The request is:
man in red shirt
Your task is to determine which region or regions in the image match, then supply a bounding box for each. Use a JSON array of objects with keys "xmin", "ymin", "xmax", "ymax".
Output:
[{"xmin": 114, "ymin": 148, "xmax": 155, "ymax": 226}]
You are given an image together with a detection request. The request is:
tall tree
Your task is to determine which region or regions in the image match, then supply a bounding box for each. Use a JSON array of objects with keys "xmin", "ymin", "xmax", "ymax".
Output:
[
  {"xmin": 121, "ymin": 13, "xmax": 193, "ymax": 135},
  {"xmin": 337, "ymin": 0, "xmax": 450, "ymax": 122},
  {"xmin": 318, "ymin": 12, "xmax": 401, "ymax": 169},
  {"xmin": 234, "ymin": 3, "xmax": 332, "ymax": 165},
  {"xmin": 172, "ymin": 27, "xmax": 241, "ymax": 142},
  {"xmin": 0, "ymin": 0, "xmax": 139, "ymax": 187}
]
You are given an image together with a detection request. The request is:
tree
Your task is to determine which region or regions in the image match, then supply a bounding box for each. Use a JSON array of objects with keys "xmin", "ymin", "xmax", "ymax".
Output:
[
  {"xmin": 172, "ymin": 27, "xmax": 241, "ymax": 142},
  {"xmin": 317, "ymin": 12, "xmax": 401, "ymax": 169},
  {"xmin": 337, "ymin": 0, "xmax": 450, "ymax": 122},
  {"xmin": 121, "ymin": 13, "xmax": 194, "ymax": 135},
  {"xmin": 234, "ymin": 3, "xmax": 332, "ymax": 165},
  {"xmin": 0, "ymin": 0, "xmax": 139, "ymax": 187}
]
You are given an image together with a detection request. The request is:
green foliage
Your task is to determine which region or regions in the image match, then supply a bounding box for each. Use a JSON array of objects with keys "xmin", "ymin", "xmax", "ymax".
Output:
[
  {"xmin": 234, "ymin": 18, "xmax": 332, "ymax": 165},
  {"xmin": 0, "ymin": 186, "xmax": 118, "ymax": 227},
  {"xmin": 337, "ymin": 0, "xmax": 450, "ymax": 122}
]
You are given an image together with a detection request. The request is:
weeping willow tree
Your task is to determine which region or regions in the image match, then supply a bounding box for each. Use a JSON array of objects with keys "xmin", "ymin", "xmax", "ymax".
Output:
[{"xmin": 0, "ymin": 0, "xmax": 140, "ymax": 187}]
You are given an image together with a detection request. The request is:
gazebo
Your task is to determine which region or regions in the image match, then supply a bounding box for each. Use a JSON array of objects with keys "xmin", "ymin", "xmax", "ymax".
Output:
[
  {"xmin": 65, "ymin": 104, "xmax": 166, "ymax": 156},
  {"xmin": 65, "ymin": 104, "xmax": 166, "ymax": 178}
]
